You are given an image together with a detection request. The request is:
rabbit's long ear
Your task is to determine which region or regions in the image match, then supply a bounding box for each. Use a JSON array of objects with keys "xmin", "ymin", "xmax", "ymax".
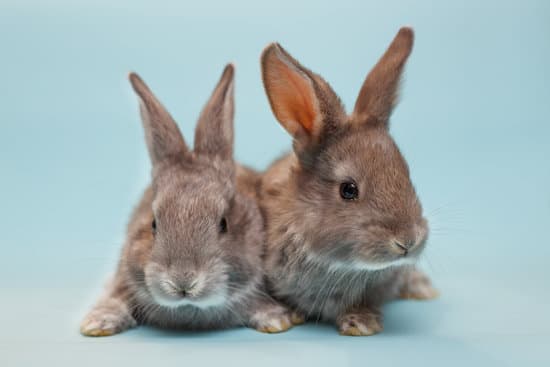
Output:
[
  {"xmin": 352, "ymin": 27, "xmax": 414, "ymax": 127},
  {"xmin": 261, "ymin": 43, "xmax": 332, "ymax": 144},
  {"xmin": 194, "ymin": 64, "xmax": 235, "ymax": 160},
  {"xmin": 129, "ymin": 73, "xmax": 189, "ymax": 166},
  {"xmin": 261, "ymin": 43, "xmax": 321, "ymax": 139}
]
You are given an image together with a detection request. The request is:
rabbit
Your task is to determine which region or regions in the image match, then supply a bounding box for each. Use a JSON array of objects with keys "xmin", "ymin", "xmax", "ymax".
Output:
[
  {"xmin": 80, "ymin": 64, "xmax": 297, "ymax": 336},
  {"xmin": 258, "ymin": 27, "xmax": 438, "ymax": 336}
]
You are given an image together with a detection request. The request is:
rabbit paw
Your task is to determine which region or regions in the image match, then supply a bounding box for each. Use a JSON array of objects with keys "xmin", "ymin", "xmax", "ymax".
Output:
[
  {"xmin": 290, "ymin": 311, "xmax": 306, "ymax": 325},
  {"xmin": 337, "ymin": 309, "xmax": 383, "ymax": 336},
  {"xmin": 250, "ymin": 304, "xmax": 295, "ymax": 333},
  {"xmin": 399, "ymin": 269, "xmax": 439, "ymax": 300},
  {"xmin": 80, "ymin": 302, "xmax": 136, "ymax": 337}
]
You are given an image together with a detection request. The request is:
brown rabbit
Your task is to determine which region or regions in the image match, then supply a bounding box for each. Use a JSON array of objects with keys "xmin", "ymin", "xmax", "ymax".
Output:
[
  {"xmin": 259, "ymin": 28, "xmax": 438, "ymax": 336},
  {"xmin": 80, "ymin": 65, "xmax": 296, "ymax": 336}
]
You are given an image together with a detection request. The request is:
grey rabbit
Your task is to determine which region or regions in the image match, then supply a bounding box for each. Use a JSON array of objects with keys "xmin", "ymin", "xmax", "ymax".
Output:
[
  {"xmin": 259, "ymin": 27, "xmax": 438, "ymax": 336},
  {"xmin": 80, "ymin": 65, "xmax": 297, "ymax": 336}
]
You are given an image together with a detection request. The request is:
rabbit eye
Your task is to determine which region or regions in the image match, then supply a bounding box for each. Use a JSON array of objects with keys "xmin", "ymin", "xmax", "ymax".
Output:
[
  {"xmin": 340, "ymin": 182, "xmax": 359, "ymax": 201},
  {"xmin": 151, "ymin": 219, "xmax": 157, "ymax": 234},
  {"xmin": 219, "ymin": 217, "xmax": 228, "ymax": 234}
]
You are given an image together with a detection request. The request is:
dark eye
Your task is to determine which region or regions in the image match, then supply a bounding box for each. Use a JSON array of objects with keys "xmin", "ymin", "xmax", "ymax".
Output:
[
  {"xmin": 219, "ymin": 217, "xmax": 228, "ymax": 234},
  {"xmin": 340, "ymin": 182, "xmax": 359, "ymax": 201},
  {"xmin": 151, "ymin": 219, "xmax": 157, "ymax": 234}
]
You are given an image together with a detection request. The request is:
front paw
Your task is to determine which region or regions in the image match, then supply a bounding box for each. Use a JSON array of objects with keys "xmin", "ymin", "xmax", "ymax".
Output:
[
  {"xmin": 290, "ymin": 311, "xmax": 306, "ymax": 325},
  {"xmin": 337, "ymin": 310, "xmax": 383, "ymax": 336},
  {"xmin": 80, "ymin": 303, "xmax": 136, "ymax": 337},
  {"xmin": 249, "ymin": 304, "xmax": 295, "ymax": 334},
  {"xmin": 399, "ymin": 269, "xmax": 439, "ymax": 300}
]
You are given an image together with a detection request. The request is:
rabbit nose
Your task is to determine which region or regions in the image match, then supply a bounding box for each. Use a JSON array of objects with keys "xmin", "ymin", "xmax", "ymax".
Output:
[
  {"xmin": 174, "ymin": 279, "xmax": 197, "ymax": 298},
  {"xmin": 393, "ymin": 240, "xmax": 414, "ymax": 256},
  {"xmin": 177, "ymin": 289, "xmax": 188, "ymax": 298}
]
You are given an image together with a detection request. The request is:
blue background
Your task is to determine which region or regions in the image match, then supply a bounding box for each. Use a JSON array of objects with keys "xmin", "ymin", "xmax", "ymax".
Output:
[{"xmin": 1, "ymin": 0, "xmax": 549, "ymax": 366}]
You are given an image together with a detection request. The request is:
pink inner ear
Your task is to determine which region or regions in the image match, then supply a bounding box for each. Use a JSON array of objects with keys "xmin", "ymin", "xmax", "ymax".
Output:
[{"xmin": 265, "ymin": 55, "xmax": 317, "ymax": 136}]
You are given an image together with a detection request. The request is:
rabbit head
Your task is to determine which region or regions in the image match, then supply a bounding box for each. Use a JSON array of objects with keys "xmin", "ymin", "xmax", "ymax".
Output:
[
  {"xmin": 128, "ymin": 65, "xmax": 246, "ymax": 309},
  {"xmin": 261, "ymin": 28, "xmax": 427, "ymax": 271}
]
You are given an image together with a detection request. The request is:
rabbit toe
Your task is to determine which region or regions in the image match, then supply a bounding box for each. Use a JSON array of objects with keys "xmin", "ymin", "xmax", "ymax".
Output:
[
  {"xmin": 250, "ymin": 305, "xmax": 294, "ymax": 333},
  {"xmin": 337, "ymin": 311, "xmax": 382, "ymax": 336},
  {"xmin": 400, "ymin": 270, "xmax": 439, "ymax": 300},
  {"xmin": 80, "ymin": 307, "xmax": 136, "ymax": 337}
]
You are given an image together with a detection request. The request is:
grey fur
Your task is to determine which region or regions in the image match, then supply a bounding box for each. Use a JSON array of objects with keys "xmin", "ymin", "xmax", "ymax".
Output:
[{"xmin": 80, "ymin": 65, "xmax": 295, "ymax": 336}]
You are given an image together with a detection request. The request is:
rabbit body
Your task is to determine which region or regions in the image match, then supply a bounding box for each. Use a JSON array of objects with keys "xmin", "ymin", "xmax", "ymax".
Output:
[
  {"xmin": 259, "ymin": 28, "xmax": 438, "ymax": 335},
  {"xmin": 80, "ymin": 65, "xmax": 295, "ymax": 336}
]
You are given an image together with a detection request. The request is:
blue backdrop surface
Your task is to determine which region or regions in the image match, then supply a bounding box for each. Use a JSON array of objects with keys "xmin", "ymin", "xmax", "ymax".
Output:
[{"xmin": 1, "ymin": 1, "xmax": 549, "ymax": 366}]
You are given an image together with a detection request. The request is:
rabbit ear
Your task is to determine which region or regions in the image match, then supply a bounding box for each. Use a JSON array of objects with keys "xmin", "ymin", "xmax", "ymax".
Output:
[
  {"xmin": 129, "ymin": 72, "xmax": 189, "ymax": 166},
  {"xmin": 261, "ymin": 43, "xmax": 324, "ymax": 140},
  {"xmin": 194, "ymin": 64, "xmax": 235, "ymax": 160},
  {"xmin": 352, "ymin": 27, "xmax": 414, "ymax": 127}
]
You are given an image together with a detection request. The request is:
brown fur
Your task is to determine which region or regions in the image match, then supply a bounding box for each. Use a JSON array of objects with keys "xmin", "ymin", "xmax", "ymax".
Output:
[{"xmin": 259, "ymin": 28, "xmax": 438, "ymax": 335}]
